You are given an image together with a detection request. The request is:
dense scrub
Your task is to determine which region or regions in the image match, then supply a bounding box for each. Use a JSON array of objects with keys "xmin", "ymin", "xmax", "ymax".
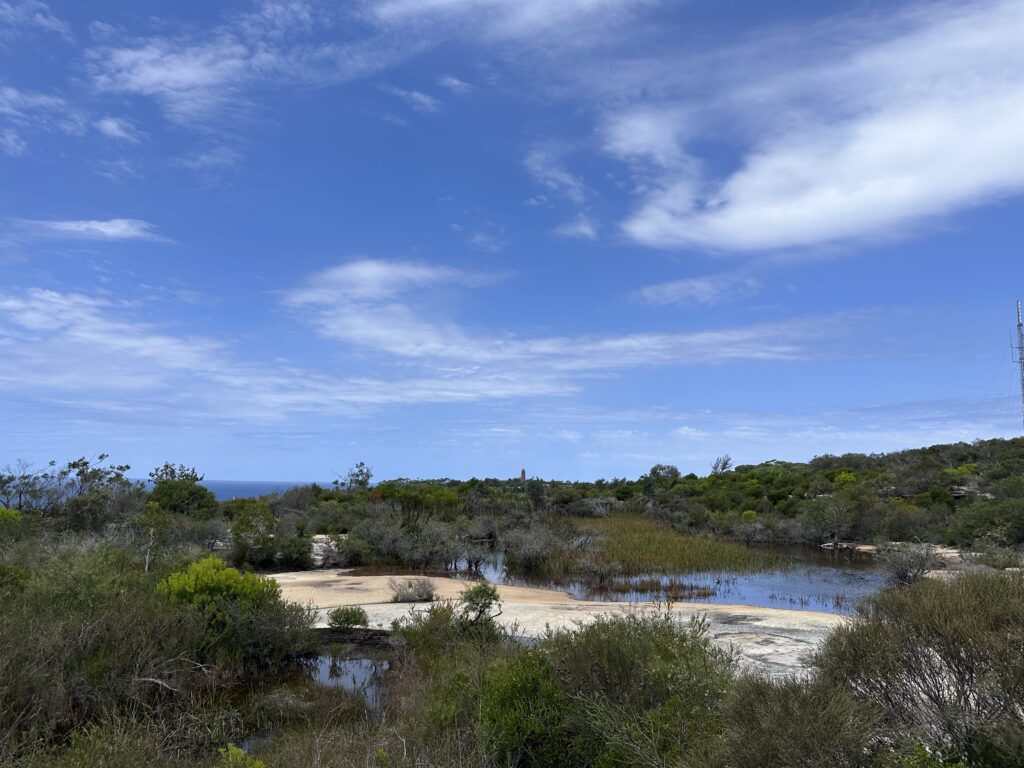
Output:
[{"xmin": 1, "ymin": 444, "xmax": 1023, "ymax": 765}]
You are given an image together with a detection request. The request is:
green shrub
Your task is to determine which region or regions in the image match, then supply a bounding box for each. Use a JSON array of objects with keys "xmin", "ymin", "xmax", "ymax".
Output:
[
  {"xmin": 388, "ymin": 577, "xmax": 436, "ymax": 602},
  {"xmin": 877, "ymin": 543, "xmax": 940, "ymax": 585},
  {"xmin": 543, "ymin": 613, "xmax": 733, "ymax": 766},
  {"xmin": 229, "ymin": 500, "xmax": 278, "ymax": 568},
  {"xmin": 816, "ymin": 572, "xmax": 1024, "ymax": 765},
  {"xmin": 0, "ymin": 561, "xmax": 28, "ymax": 597},
  {"xmin": 722, "ymin": 676, "xmax": 880, "ymax": 768},
  {"xmin": 458, "ymin": 581, "xmax": 501, "ymax": 626},
  {"xmin": 158, "ymin": 556, "xmax": 280, "ymax": 611},
  {"xmin": 327, "ymin": 605, "xmax": 369, "ymax": 631},
  {"xmin": 276, "ymin": 533, "xmax": 312, "ymax": 569},
  {"xmin": 480, "ymin": 649, "xmax": 576, "ymax": 767},
  {"xmin": 217, "ymin": 744, "xmax": 266, "ymax": 768},
  {"xmin": 149, "ymin": 478, "xmax": 218, "ymax": 519},
  {"xmin": 158, "ymin": 557, "xmax": 315, "ymax": 668}
]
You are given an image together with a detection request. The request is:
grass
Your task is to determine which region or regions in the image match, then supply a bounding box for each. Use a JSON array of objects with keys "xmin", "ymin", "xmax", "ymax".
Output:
[{"xmin": 575, "ymin": 515, "xmax": 780, "ymax": 575}]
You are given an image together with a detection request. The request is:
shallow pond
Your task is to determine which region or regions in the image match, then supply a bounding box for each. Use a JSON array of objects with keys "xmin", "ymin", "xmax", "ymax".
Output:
[
  {"xmin": 309, "ymin": 655, "xmax": 390, "ymax": 711},
  {"xmin": 469, "ymin": 546, "xmax": 885, "ymax": 615}
]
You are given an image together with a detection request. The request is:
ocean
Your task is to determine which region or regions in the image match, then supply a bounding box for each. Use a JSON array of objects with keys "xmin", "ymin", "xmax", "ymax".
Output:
[{"xmin": 200, "ymin": 480, "xmax": 324, "ymax": 500}]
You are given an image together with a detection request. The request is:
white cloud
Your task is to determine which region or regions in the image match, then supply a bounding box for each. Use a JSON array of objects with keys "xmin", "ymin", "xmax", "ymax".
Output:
[
  {"xmin": 24, "ymin": 218, "xmax": 164, "ymax": 241},
  {"xmin": 175, "ymin": 145, "xmax": 244, "ymax": 171},
  {"xmin": 634, "ymin": 273, "xmax": 761, "ymax": 306},
  {"xmin": 0, "ymin": 1, "xmax": 71, "ymax": 40},
  {"xmin": 384, "ymin": 86, "xmax": 440, "ymax": 113},
  {"xmin": 86, "ymin": 4, "xmax": 419, "ymax": 125},
  {"xmin": 437, "ymin": 74, "xmax": 472, "ymax": 94},
  {"xmin": 284, "ymin": 258, "xmax": 846, "ymax": 375},
  {"xmin": 368, "ymin": 0, "xmax": 651, "ymax": 44},
  {"xmin": 0, "ymin": 287, "xmax": 568, "ymax": 423},
  {"xmin": 525, "ymin": 147, "xmax": 588, "ymax": 204},
  {"xmin": 601, "ymin": 107, "xmax": 689, "ymax": 169},
  {"xmin": 554, "ymin": 214, "xmax": 598, "ymax": 240},
  {"xmin": 285, "ymin": 259, "xmax": 466, "ymax": 304},
  {"xmin": 0, "ymin": 127, "xmax": 25, "ymax": 156},
  {"xmin": 613, "ymin": 0, "xmax": 1024, "ymax": 251},
  {"xmin": 0, "ymin": 84, "xmax": 83, "ymax": 146},
  {"xmin": 95, "ymin": 116, "xmax": 141, "ymax": 142}
]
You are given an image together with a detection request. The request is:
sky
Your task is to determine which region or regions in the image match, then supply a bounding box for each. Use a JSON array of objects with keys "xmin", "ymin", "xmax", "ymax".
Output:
[{"xmin": 2, "ymin": 0, "xmax": 1024, "ymax": 481}]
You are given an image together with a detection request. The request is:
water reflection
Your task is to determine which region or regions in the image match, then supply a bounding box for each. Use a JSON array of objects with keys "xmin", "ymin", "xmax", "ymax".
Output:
[
  {"xmin": 464, "ymin": 546, "xmax": 884, "ymax": 615},
  {"xmin": 309, "ymin": 655, "xmax": 389, "ymax": 711}
]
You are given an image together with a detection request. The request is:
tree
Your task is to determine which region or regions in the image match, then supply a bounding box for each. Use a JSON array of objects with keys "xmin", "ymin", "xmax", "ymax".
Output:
[
  {"xmin": 149, "ymin": 462, "xmax": 204, "ymax": 484},
  {"xmin": 334, "ymin": 461, "xmax": 372, "ymax": 491},
  {"xmin": 711, "ymin": 454, "xmax": 733, "ymax": 475},
  {"xmin": 148, "ymin": 463, "xmax": 216, "ymax": 518}
]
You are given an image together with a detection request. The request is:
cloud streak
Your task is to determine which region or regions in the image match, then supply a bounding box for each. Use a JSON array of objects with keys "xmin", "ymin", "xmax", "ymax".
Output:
[
  {"xmin": 285, "ymin": 258, "xmax": 849, "ymax": 374},
  {"xmin": 20, "ymin": 218, "xmax": 165, "ymax": 241},
  {"xmin": 610, "ymin": 0, "xmax": 1024, "ymax": 251}
]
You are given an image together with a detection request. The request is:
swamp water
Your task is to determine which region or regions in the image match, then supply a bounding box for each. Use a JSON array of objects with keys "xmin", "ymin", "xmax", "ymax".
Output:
[{"xmin": 468, "ymin": 545, "xmax": 885, "ymax": 615}]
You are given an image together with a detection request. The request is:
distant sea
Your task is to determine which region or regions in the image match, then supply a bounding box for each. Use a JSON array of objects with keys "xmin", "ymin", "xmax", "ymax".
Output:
[
  {"xmin": 203, "ymin": 480, "xmax": 323, "ymax": 500},
  {"xmin": 132, "ymin": 479, "xmax": 323, "ymax": 501}
]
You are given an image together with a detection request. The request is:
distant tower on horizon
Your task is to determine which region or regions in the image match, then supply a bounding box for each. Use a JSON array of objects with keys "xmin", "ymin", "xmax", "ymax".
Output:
[
  {"xmin": 520, "ymin": 468, "xmax": 526, "ymax": 482},
  {"xmin": 1016, "ymin": 301, "xmax": 1024, "ymax": 434}
]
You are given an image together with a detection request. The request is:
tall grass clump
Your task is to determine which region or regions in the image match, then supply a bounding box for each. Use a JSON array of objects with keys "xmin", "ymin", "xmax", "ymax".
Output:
[{"xmin": 576, "ymin": 515, "xmax": 779, "ymax": 575}]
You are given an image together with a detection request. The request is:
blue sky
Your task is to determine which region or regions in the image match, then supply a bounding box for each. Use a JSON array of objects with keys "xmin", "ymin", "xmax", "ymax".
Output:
[{"xmin": 2, "ymin": 0, "xmax": 1023, "ymax": 481}]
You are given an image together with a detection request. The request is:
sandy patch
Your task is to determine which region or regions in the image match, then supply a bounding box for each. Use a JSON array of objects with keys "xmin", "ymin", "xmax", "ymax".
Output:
[{"xmin": 273, "ymin": 570, "xmax": 846, "ymax": 675}]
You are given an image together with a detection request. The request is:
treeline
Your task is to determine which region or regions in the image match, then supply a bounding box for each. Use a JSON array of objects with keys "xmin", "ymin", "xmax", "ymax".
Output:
[{"xmin": 2, "ymin": 438, "xmax": 1024, "ymax": 581}]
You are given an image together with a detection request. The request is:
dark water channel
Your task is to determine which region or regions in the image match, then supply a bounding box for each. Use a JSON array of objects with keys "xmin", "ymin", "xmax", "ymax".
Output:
[{"xmin": 467, "ymin": 545, "xmax": 885, "ymax": 615}]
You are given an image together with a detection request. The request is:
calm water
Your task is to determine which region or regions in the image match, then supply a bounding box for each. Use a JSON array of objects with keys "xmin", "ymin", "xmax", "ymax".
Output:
[
  {"xmin": 203, "ymin": 480, "xmax": 321, "ymax": 500},
  {"xmin": 469, "ymin": 547, "xmax": 884, "ymax": 615},
  {"xmin": 310, "ymin": 655, "xmax": 389, "ymax": 711}
]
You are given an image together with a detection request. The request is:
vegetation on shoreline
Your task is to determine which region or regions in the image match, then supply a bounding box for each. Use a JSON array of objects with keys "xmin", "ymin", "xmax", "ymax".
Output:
[
  {"xmin": 2, "ymin": 438, "xmax": 1023, "ymax": 765},
  {"xmin": 577, "ymin": 514, "xmax": 780, "ymax": 575}
]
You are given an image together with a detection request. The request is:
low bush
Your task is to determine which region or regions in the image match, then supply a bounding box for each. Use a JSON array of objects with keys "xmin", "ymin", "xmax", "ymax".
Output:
[
  {"xmin": 722, "ymin": 675, "xmax": 880, "ymax": 768},
  {"xmin": 388, "ymin": 576, "xmax": 436, "ymax": 602},
  {"xmin": 327, "ymin": 605, "xmax": 369, "ymax": 631},
  {"xmin": 877, "ymin": 542, "xmax": 941, "ymax": 585},
  {"xmin": 815, "ymin": 571, "xmax": 1024, "ymax": 766}
]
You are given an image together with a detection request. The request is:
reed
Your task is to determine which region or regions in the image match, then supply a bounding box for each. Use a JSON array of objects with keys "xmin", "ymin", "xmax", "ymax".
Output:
[{"xmin": 575, "ymin": 515, "xmax": 779, "ymax": 575}]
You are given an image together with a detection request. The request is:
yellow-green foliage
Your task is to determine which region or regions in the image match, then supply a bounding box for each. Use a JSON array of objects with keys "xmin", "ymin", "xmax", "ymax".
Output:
[
  {"xmin": 158, "ymin": 556, "xmax": 279, "ymax": 612},
  {"xmin": 577, "ymin": 515, "xmax": 778, "ymax": 574},
  {"xmin": 217, "ymin": 744, "xmax": 266, "ymax": 768},
  {"xmin": 0, "ymin": 507, "xmax": 21, "ymax": 524}
]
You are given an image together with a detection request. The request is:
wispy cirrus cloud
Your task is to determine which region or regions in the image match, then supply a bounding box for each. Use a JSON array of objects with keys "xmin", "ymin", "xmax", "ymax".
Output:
[
  {"xmin": 384, "ymin": 85, "xmax": 440, "ymax": 113},
  {"xmin": 605, "ymin": 0, "xmax": 1024, "ymax": 252},
  {"xmin": 284, "ymin": 258, "xmax": 852, "ymax": 374},
  {"xmin": 634, "ymin": 272, "xmax": 761, "ymax": 307},
  {"xmin": 367, "ymin": 0, "xmax": 653, "ymax": 46},
  {"xmin": 19, "ymin": 218, "xmax": 166, "ymax": 241},
  {"xmin": 0, "ymin": 1, "xmax": 71, "ymax": 41},
  {"xmin": 524, "ymin": 147, "xmax": 589, "ymax": 204},
  {"xmin": 94, "ymin": 116, "xmax": 141, "ymax": 142},
  {"xmin": 554, "ymin": 214, "xmax": 598, "ymax": 240},
  {"xmin": 0, "ymin": 286, "xmax": 567, "ymax": 425},
  {"xmin": 437, "ymin": 74, "xmax": 472, "ymax": 94},
  {"xmin": 0, "ymin": 84, "xmax": 84, "ymax": 153}
]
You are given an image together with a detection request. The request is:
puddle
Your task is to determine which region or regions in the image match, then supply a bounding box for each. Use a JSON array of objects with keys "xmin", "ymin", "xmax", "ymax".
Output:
[{"xmin": 309, "ymin": 655, "xmax": 390, "ymax": 711}]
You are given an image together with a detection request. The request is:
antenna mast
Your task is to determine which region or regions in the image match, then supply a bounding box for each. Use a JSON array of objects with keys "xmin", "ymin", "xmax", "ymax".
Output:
[{"xmin": 1017, "ymin": 300, "xmax": 1024, "ymax": 434}]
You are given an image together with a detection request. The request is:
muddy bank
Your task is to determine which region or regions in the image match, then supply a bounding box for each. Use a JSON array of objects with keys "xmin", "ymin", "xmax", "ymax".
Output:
[{"xmin": 274, "ymin": 570, "xmax": 845, "ymax": 676}]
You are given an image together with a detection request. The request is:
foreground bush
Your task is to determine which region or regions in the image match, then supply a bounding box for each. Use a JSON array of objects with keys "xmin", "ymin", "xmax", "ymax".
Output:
[
  {"xmin": 482, "ymin": 613, "xmax": 734, "ymax": 767},
  {"xmin": 722, "ymin": 676, "xmax": 880, "ymax": 768},
  {"xmin": 158, "ymin": 557, "xmax": 316, "ymax": 669},
  {"xmin": 816, "ymin": 571, "xmax": 1024, "ymax": 766}
]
